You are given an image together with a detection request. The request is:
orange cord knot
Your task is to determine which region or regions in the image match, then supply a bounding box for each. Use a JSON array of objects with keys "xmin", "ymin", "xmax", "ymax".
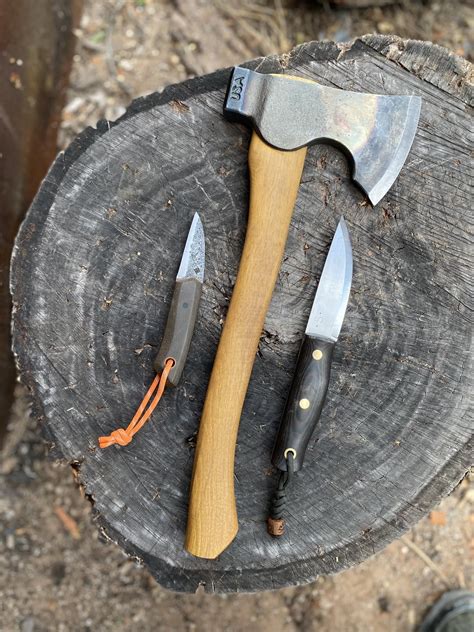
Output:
[
  {"xmin": 98, "ymin": 358, "xmax": 174, "ymax": 449},
  {"xmin": 99, "ymin": 428, "xmax": 133, "ymax": 448}
]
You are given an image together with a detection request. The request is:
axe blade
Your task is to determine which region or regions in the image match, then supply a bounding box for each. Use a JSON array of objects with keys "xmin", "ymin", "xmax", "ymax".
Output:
[{"xmin": 224, "ymin": 67, "xmax": 421, "ymax": 205}]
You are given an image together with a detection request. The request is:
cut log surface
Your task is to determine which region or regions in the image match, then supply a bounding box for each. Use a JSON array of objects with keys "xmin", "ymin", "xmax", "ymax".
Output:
[{"xmin": 10, "ymin": 35, "xmax": 473, "ymax": 593}]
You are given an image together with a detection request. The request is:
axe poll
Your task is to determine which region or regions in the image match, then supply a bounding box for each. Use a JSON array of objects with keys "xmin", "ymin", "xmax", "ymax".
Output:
[{"xmin": 185, "ymin": 66, "xmax": 421, "ymax": 559}]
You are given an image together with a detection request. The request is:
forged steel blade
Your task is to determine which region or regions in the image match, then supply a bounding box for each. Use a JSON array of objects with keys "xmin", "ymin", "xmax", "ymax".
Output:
[
  {"xmin": 305, "ymin": 217, "xmax": 352, "ymax": 341},
  {"xmin": 176, "ymin": 212, "xmax": 205, "ymax": 282},
  {"xmin": 224, "ymin": 67, "xmax": 421, "ymax": 205}
]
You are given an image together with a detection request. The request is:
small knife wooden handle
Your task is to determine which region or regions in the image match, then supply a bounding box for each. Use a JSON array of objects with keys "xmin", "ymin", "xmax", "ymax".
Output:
[
  {"xmin": 154, "ymin": 277, "xmax": 202, "ymax": 387},
  {"xmin": 185, "ymin": 132, "xmax": 307, "ymax": 559},
  {"xmin": 271, "ymin": 336, "xmax": 335, "ymax": 472}
]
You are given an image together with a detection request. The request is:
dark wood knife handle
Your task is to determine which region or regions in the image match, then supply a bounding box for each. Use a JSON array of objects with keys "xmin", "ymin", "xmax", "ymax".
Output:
[
  {"xmin": 154, "ymin": 277, "xmax": 202, "ymax": 386},
  {"xmin": 271, "ymin": 336, "xmax": 335, "ymax": 472}
]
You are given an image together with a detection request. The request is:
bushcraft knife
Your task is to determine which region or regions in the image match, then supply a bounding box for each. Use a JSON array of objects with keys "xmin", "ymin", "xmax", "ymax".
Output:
[
  {"xmin": 153, "ymin": 212, "xmax": 205, "ymax": 386},
  {"xmin": 98, "ymin": 213, "xmax": 205, "ymax": 449},
  {"xmin": 271, "ymin": 217, "xmax": 352, "ymax": 473}
]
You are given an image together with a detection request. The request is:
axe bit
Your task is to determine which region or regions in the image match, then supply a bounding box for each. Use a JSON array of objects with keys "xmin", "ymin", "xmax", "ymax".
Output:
[{"xmin": 185, "ymin": 66, "xmax": 421, "ymax": 559}]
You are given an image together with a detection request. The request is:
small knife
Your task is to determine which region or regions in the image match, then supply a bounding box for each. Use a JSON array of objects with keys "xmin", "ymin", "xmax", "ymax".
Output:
[
  {"xmin": 98, "ymin": 213, "xmax": 205, "ymax": 449},
  {"xmin": 271, "ymin": 217, "xmax": 352, "ymax": 472},
  {"xmin": 153, "ymin": 212, "xmax": 205, "ymax": 386}
]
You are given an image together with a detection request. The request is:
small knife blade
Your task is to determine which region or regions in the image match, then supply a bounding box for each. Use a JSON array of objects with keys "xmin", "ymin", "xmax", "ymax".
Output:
[
  {"xmin": 271, "ymin": 218, "xmax": 352, "ymax": 472},
  {"xmin": 306, "ymin": 217, "xmax": 352, "ymax": 341},
  {"xmin": 176, "ymin": 212, "xmax": 205, "ymax": 283},
  {"xmin": 153, "ymin": 213, "xmax": 205, "ymax": 386}
]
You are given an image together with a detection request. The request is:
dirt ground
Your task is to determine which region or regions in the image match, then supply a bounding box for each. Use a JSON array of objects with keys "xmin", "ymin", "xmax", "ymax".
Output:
[
  {"xmin": 58, "ymin": 0, "xmax": 473, "ymax": 146},
  {"xmin": 1, "ymin": 1, "xmax": 473, "ymax": 630}
]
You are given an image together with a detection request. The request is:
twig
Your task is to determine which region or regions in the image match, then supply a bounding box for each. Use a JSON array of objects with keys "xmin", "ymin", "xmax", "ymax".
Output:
[
  {"xmin": 458, "ymin": 570, "xmax": 466, "ymax": 589},
  {"xmin": 0, "ymin": 384, "xmax": 31, "ymax": 465},
  {"xmin": 54, "ymin": 506, "xmax": 81, "ymax": 540},
  {"xmin": 401, "ymin": 536, "xmax": 450, "ymax": 588},
  {"xmin": 104, "ymin": 0, "xmax": 132, "ymax": 98}
]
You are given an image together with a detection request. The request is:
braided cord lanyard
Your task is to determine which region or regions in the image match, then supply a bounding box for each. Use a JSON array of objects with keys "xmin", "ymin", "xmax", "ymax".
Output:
[
  {"xmin": 267, "ymin": 451, "xmax": 295, "ymax": 537},
  {"xmin": 98, "ymin": 358, "xmax": 175, "ymax": 448}
]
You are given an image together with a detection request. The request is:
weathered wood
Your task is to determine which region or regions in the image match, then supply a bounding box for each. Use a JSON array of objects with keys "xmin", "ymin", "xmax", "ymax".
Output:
[
  {"xmin": 0, "ymin": 0, "xmax": 81, "ymax": 441},
  {"xmin": 10, "ymin": 35, "xmax": 473, "ymax": 593}
]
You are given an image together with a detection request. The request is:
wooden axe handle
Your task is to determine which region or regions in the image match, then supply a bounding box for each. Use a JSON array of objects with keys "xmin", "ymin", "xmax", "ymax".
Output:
[{"xmin": 185, "ymin": 132, "xmax": 307, "ymax": 559}]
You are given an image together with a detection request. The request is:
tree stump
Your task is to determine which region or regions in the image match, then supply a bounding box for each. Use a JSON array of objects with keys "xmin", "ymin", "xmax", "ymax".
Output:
[{"xmin": 10, "ymin": 36, "xmax": 472, "ymax": 593}]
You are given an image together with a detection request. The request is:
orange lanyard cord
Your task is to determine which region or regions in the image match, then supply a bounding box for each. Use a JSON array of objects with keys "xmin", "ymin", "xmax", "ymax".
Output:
[{"xmin": 98, "ymin": 358, "xmax": 175, "ymax": 448}]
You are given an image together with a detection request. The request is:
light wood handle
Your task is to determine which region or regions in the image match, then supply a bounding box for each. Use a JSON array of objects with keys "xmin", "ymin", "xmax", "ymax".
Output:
[{"xmin": 185, "ymin": 132, "xmax": 307, "ymax": 559}]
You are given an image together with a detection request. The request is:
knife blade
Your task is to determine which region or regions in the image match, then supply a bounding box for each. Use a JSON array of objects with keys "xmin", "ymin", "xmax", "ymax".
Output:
[
  {"xmin": 271, "ymin": 217, "xmax": 352, "ymax": 472},
  {"xmin": 153, "ymin": 212, "xmax": 205, "ymax": 386}
]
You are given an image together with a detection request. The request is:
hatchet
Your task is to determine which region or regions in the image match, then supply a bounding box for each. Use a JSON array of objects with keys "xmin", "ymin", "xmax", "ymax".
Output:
[{"xmin": 185, "ymin": 66, "xmax": 421, "ymax": 559}]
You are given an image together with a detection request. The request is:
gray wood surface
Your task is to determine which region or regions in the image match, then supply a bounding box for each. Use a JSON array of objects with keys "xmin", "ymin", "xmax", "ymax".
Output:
[{"xmin": 10, "ymin": 35, "xmax": 473, "ymax": 593}]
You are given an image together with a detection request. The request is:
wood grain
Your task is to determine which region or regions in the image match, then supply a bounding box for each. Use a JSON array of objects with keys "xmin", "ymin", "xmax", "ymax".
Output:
[
  {"xmin": 185, "ymin": 133, "xmax": 307, "ymax": 558},
  {"xmin": 10, "ymin": 36, "xmax": 473, "ymax": 592}
]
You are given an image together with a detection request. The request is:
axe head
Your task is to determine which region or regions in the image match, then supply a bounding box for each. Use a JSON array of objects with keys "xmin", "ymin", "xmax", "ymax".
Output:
[{"xmin": 224, "ymin": 67, "xmax": 421, "ymax": 205}]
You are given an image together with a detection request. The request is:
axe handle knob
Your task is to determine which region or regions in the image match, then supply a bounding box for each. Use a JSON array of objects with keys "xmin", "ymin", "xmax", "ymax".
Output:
[{"xmin": 185, "ymin": 132, "xmax": 307, "ymax": 559}]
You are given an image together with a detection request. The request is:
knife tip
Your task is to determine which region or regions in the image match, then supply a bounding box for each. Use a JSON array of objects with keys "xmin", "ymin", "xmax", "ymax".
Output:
[
  {"xmin": 191, "ymin": 211, "xmax": 202, "ymax": 228},
  {"xmin": 337, "ymin": 216, "xmax": 350, "ymax": 240}
]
